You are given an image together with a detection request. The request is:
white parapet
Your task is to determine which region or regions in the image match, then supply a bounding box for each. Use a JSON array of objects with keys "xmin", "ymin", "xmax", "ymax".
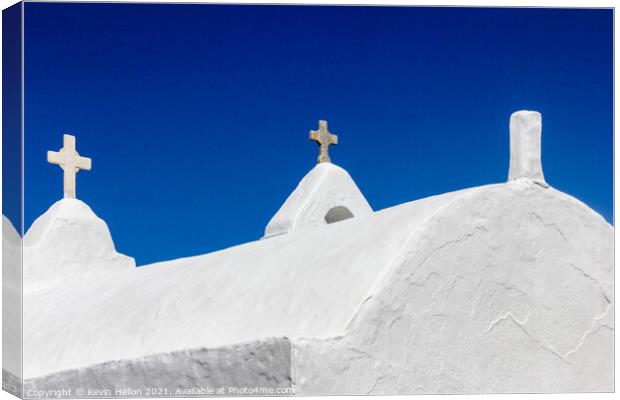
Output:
[{"xmin": 508, "ymin": 110, "xmax": 548, "ymax": 187}]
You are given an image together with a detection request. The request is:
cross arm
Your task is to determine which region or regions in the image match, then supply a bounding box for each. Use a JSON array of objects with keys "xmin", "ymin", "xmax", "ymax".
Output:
[
  {"xmin": 76, "ymin": 156, "xmax": 92, "ymax": 171},
  {"xmin": 47, "ymin": 151, "xmax": 62, "ymax": 165}
]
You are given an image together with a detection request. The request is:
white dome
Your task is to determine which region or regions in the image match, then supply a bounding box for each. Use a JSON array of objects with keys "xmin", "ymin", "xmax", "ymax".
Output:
[{"xmin": 264, "ymin": 163, "xmax": 373, "ymax": 238}]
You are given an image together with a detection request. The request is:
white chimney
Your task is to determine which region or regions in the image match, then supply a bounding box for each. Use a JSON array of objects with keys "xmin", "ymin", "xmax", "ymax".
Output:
[{"xmin": 508, "ymin": 110, "xmax": 548, "ymax": 187}]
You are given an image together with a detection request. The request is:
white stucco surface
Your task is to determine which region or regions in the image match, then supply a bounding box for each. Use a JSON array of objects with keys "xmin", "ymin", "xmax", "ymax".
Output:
[
  {"xmin": 23, "ymin": 199, "xmax": 134, "ymax": 286},
  {"xmin": 294, "ymin": 180, "xmax": 613, "ymax": 394},
  {"xmin": 13, "ymin": 179, "xmax": 614, "ymax": 394},
  {"xmin": 263, "ymin": 162, "xmax": 372, "ymax": 238}
]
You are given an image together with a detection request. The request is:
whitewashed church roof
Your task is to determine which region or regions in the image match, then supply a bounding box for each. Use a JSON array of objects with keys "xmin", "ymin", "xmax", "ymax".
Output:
[{"xmin": 4, "ymin": 111, "xmax": 613, "ymax": 394}]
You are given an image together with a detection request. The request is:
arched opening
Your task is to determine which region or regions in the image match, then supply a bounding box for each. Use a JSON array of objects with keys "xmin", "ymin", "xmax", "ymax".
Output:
[{"xmin": 324, "ymin": 206, "xmax": 354, "ymax": 224}]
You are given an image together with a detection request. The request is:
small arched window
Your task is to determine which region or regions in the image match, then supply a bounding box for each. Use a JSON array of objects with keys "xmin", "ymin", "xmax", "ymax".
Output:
[{"xmin": 324, "ymin": 206, "xmax": 354, "ymax": 224}]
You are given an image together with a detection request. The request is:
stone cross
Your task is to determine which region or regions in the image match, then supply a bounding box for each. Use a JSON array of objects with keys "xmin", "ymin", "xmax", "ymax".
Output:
[
  {"xmin": 508, "ymin": 110, "xmax": 548, "ymax": 187},
  {"xmin": 47, "ymin": 134, "xmax": 92, "ymax": 199},
  {"xmin": 309, "ymin": 120, "xmax": 338, "ymax": 163}
]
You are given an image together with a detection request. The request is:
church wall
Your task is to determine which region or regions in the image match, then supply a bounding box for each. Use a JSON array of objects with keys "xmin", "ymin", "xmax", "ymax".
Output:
[
  {"xmin": 18, "ymin": 337, "xmax": 293, "ymax": 398},
  {"xmin": 293, "ymin": 182, "xmax": 614, "ymax": 394}
]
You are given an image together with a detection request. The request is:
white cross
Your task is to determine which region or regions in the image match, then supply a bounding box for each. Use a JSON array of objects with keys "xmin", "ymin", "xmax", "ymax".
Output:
[
  {"xmin": 47, "ymin": 134, "xmax": 92, "ymax": 199},
  {"xmin": 309, "ymin": 120, "xmax": 338, "ymax": 163}
]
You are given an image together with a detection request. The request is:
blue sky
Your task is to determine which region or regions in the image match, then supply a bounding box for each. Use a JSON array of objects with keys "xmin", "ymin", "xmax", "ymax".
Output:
[{"xmin": 21, "ymin": 4, "xmax": 612, "ymax": 265}]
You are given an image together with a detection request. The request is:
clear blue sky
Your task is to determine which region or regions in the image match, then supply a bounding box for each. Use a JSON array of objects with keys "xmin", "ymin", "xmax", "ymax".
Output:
[{"xmin": 21, "ymin": 4, "xmax": 612, "ymax": 265}]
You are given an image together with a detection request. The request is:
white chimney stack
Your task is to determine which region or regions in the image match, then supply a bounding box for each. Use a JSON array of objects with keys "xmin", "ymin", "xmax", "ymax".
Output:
[{"xmin": 508, "ymin": 110, "xmax": 548, "ymax": 187}]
